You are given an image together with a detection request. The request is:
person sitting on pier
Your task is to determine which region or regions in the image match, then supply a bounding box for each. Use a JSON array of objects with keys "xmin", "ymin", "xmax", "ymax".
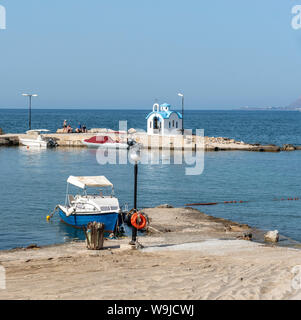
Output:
[
  {"xmin": 67, "ymin": 124, "xmax": 73, "ymax": 133},
  {"xmin": 76, "ymin": 123, "xmax": 82, "ymax": 133},
  {"xmin": 63, "ymin": 120, "xmax": 68, "ymax": 133}
]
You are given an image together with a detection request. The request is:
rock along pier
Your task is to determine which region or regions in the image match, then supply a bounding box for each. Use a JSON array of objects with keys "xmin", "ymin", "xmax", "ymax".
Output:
[{"xmin": 0, "ymin": 128, "xmax": 300, "ymax": 152}]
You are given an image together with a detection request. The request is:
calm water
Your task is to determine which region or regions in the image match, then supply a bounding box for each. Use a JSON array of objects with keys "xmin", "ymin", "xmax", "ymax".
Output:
[
  {"xmin": 0, "ymin": 109, "xmax": 301, "ymax": 250},
  {"xmin": 1, "ymin": 109, "xmax": 301, "ymax": 146}
]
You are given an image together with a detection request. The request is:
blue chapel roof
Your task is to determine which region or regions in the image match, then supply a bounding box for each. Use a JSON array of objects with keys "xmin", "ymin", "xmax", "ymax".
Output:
[{"xmin": 145, "ymin": 110, "xmax": 183, "ymax": 120}]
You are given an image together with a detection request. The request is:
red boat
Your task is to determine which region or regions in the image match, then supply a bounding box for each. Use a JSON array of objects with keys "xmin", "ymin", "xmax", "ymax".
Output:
[{"xmin": 82, "ymin": 136, "xmax": 129, "ymax": 149}]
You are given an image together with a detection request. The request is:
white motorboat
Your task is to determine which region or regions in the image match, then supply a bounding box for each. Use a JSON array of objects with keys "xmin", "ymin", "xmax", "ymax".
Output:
[
  {"xmin": 19, "ymin": 130, "xmax": 57, "ymax": 148},
  {"xmin": 57, "ymin": 176, "xmax": 121, "ymax": 231}
]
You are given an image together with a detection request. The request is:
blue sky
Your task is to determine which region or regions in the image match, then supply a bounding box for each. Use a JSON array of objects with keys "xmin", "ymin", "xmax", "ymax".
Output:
[{"xmin": 0, "ymin": 0, "xmax": 300, "ymax": 109}]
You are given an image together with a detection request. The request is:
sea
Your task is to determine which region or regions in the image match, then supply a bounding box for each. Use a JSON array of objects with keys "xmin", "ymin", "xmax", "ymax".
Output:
[{"xmin": 0, "ymin": 108, "xmax": 301, "ymax": 250}]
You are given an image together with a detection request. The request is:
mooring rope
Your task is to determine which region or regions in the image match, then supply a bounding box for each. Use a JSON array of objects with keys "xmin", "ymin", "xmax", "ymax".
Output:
[
  {"xmin": 186, "ymin": 197, "xmax": 301, "ymax": 206},
  {"xmin": 46, "ymin": 205, "xmax": 59, "ymax": 221}
]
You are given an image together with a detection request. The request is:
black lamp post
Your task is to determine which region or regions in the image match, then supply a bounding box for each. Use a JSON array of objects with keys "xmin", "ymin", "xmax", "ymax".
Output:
[
  {"xmin": 22, "ymin": 93, "xmax": 38, "ymax": 130},
  {"xmin": 129, "ymin": 147, "xmax": 141, "ymax": 245},
  {"xmin": 178, "ymin": 93, "xmax": 184, "ymax": 135}
]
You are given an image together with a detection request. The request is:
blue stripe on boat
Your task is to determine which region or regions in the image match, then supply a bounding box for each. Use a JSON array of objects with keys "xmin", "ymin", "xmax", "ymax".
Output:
[{"xmin": 59, "ymin": 209, "xmax": 119, "ymax": 232}]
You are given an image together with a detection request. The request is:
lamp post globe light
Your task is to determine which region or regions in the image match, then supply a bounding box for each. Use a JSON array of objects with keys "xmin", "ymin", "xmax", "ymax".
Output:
[
  {"xmin": 178, "ymin": 93, "xmax": 184, "ymax": 135},
  {"xmin": 22, "ymin": 93, "xmax": 38, "ymax": 130},
  {"xmin": 129, "ymin": 146, "xmax": 141, "ymax": 245}
]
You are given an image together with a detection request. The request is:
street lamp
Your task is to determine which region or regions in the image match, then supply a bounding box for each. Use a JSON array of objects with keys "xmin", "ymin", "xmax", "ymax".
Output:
[
  {"xmin": 178, "ymin": 93, "xmax": 184, "ymax": 135},
  {"xmin": 22, "ymin": 93, "xmax": 38, "ymax": 130},
  {"xmin": 129, "ymin": 146, "xmax": 141, "ymax": 245}
]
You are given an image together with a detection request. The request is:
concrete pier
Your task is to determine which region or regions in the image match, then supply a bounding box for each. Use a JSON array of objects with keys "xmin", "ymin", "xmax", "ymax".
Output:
[
  {"xmin": 0, "ymin": 135, "xmax": 19, "ymax": 146},
  {"xmin": 0, "ymin": 129, "xmax": 292, "ymax": 152}
]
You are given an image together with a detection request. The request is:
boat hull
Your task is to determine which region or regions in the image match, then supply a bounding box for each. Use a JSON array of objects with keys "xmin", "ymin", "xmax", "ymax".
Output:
[
  {"xmin": 20, "ymin": 139, "xmax": 48, "ymax": 148},
  {"xmin": 58, "ymin": 209, "xmax": 119, "ymax": 232},
  {"xmin": 82, "ymin": 141, "xmax": 128, "ymax": 149}
]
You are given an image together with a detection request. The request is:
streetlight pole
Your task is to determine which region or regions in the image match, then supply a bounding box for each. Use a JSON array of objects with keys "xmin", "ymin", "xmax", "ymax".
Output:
[
  {"xmin": 28, "ymin": 95, "xmax": 32, "ymax": 130},
  {"xmin": 22, "ymin": 93, "xmax": 38, "ymax": 130},
  {"xmin": 178, "ymin": 93, "xmax": 184, "ymax": 135},
  {"xmin": 129, "ymin": 147, "xmax": 141, "ymax": 245},
  {"xmin": 132, "ymin": 161, "xmax": 138, "ymax": 243}
]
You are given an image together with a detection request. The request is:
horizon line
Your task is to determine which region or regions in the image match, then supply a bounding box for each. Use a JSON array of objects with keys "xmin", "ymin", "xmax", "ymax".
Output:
[{"xmin": 0, "ymin": 106, "xmax": 281, "ymax": 111}]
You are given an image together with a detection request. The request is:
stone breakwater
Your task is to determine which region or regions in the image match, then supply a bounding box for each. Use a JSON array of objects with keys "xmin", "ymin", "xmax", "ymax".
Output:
[
  {"xmin": 0, "ymin": 128, "xmax": 300, "ymax": 152},
  {"xmin": 0, "ymin": 135, "xmax": 19, "ymax": 146}
]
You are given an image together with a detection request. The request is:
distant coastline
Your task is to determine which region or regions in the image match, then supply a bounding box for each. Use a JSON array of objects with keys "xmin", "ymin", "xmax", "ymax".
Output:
[{"xmin": 240, "ymin": 106, "xmax": 301, "ymax": 111}]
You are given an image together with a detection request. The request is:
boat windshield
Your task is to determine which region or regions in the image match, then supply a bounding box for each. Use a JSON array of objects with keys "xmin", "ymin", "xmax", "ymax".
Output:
[
  {"xmin": 82, "ymin": 187, "xmax": 114, "ymax": 197},
  {"xmin": 65, "ymin": 177, "xmax": 115, "ymax": 206},
  {"xmin": 65, "ymin": 185, "xmax": 114, "ymax": 206}
]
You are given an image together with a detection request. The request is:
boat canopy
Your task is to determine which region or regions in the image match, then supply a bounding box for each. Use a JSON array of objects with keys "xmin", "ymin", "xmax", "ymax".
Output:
[
  {"xmin": 67, "ymin": 176, "xmax": 113, "ymax": 189},
  {"xmin": 26, "ymin": 129, "xmax": 50, "ymax": 135},
  {"xmin": 26, "ymin": 129, "xmax": 50, "ymax": 133}
]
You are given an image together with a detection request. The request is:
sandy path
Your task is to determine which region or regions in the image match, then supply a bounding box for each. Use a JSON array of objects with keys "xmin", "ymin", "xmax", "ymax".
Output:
[
  {"xmin": 1, "ymin": 241, "xmax": 301, "ymax": 300},
  {"xmin": 1, "ymin": 207, "xmax": 301, "ymax": 300}
]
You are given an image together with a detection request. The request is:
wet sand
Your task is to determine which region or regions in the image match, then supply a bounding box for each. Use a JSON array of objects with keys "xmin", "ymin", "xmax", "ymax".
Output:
[{"xmin": 0, "ymin": 207, "xmax": 301, "ymax": 300}]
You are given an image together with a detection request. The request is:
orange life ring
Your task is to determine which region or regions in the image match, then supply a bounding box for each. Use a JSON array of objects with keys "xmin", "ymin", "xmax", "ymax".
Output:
[{"xmin": 131, "ymin": 212, "xmax": 147, "ymax": 230}]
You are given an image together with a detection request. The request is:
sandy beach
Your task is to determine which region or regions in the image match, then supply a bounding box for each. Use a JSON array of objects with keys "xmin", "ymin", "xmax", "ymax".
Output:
[{"xmin": 0, "ymin": 207, "xmax": 301, "ymax": 300}]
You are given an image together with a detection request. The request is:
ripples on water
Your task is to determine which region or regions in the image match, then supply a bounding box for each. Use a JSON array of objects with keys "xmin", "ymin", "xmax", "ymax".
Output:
[
  {"xmin": 1, "ymin": 109, "xmax": 301, "ymax": 146},
  {"xmin": 0, "ymin": 109, "xmax": 301, "ymax": 249},
  {"xmin": 0, "ymin": 146, "xmax": 300, "ymax": 250}
]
